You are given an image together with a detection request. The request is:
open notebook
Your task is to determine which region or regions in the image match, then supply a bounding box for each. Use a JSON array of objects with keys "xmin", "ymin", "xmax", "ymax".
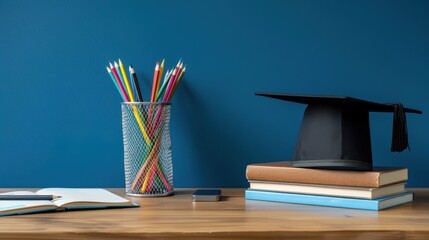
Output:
[{"xmin": 0, "ymin": 188, "xmax": 138, "ymax": 216}]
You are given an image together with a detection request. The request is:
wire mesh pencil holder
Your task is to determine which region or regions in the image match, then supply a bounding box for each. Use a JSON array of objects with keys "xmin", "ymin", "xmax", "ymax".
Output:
[{"xmin": 122, "ymin": 102, "xmax": 174, "ymax": 197}]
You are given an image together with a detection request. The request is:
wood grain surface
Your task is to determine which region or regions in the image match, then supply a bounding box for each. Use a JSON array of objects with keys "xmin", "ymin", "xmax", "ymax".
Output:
[{"xmin": 0, "ymin": 188, "xmax": 427, "ymax": 240}]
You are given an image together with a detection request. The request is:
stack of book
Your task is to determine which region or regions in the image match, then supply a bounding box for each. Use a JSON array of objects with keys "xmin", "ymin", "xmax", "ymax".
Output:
[{"xmin": 245, "ymin": 161, "xmax": 413, "ymax": 210}]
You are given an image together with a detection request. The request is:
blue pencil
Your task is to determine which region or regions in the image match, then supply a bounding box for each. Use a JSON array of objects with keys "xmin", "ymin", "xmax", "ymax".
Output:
[
  {"xmin": 129, "ymin": 70, "xmax": 138, "ymax": 102},
  {"xmin": 129, "ymin": 65, "xmax": 144, "ymax": 102}
]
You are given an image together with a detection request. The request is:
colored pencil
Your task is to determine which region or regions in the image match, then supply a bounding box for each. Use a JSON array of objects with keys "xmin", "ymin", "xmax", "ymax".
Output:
[
  {"xmin": 162, "ymin": 68, "xmax": 177, "ymax": 103},
  {"xmin": 131, "ymin": 136, "xmax": 161, "ymax": 190},
  {"xmin": 145, "ymin": 159, "xmax": 158, "ymax": 192},
  {"xmin": 149, "ymin": 69, "xmax": 177, "ymax": 135},
  {"xmin": 0, "ymin": 195, "xmax": 61, "ymax": 201},
  {"xmin": 165, "ymin": 60, "xmax": 183, "ymax": 100},
  {"xmin": 155, "ymin": 59, "xmax": 165, "ymax": 100},
  {"xmin": 156, "ymin": 165, "xmax": 172, "ymax": 192},
  {"xmin": 119, "ymin": 59, "xmax": 135, "ymax": 102},
  {"xmin": 129, "ymin": 65, "xmax": 144, "ymax": 102},
  {"xmin": 129, "ymin": 71, "xmax": 137, "ymax": 101},
  {"xmin": 163, "ymin": 69, "xmax": 172, "ymax": 85},
  {"xmin": 109, "ymin": 62, "xmax": 151, "ymax": 145},
  {"xmin": 106, "ymin": 67, "xmax": 125, "ymax": 101},
  {"xmin": 128, "ymin": 66, "xmax": 138, "ymax": 102},
  {"xmin": 156, "ymin": 69, "xmax": 172, "ymax": 101},
  {"xmin": 169, "ymin": 65, "xmax": 186, "ymax": 101},
  {"xmin": 150, "ymin": 62, "xmax": 160, "ymax": 102},
  {"xmin": 114, "ymin": 61, "xmax": 127, "ymax": 98},
  {"xmin": 175, "ymin": 62, "xmax": 183, "ymax": 81},
  {"xmin": 110, "ymin": 62, "xmax": 129, "ymax": 102},
  {"xmin": 141, "ymin": 166, "xmax": 152, "ymax": 193}
]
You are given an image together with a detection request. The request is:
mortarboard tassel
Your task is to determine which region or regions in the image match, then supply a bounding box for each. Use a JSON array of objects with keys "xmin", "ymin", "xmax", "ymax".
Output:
[{"xmin": 391, "ymin": 103, "xmax": 410, "ymax": 152}]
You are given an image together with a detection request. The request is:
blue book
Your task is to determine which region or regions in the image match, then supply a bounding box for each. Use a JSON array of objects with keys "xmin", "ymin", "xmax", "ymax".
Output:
[{"xmin": 245, "ymin": 189, "xmax": 413, "ymax": 211}]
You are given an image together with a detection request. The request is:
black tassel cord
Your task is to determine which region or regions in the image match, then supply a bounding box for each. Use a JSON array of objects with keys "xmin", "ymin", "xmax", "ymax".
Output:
[{"xmin": 391, "ymin": 103, "xmax": 410, "ymax": 152}]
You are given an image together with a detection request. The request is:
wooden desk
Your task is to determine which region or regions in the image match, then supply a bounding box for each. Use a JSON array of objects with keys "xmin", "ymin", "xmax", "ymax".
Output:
[{"xmin": 0, "ymin": 188, "xmax": 428, "ymax": 240}]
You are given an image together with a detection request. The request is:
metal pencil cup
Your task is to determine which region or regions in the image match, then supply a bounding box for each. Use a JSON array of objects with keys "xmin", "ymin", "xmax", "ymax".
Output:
[{"xmin": 122, "ymin": 102, "xmax": 174, "ymax": 197}]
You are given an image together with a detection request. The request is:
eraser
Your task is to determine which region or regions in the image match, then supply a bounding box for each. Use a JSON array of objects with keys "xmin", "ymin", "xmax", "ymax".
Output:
[{"xmin": 192, "ymin": 189, "xmax": 221, "ymax": 202}]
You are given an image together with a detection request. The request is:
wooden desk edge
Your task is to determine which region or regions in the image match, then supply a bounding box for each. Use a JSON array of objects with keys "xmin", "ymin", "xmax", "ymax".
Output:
[{"xmin": 0, "ymin": 230, "xmax": 429, "ymax": 240}]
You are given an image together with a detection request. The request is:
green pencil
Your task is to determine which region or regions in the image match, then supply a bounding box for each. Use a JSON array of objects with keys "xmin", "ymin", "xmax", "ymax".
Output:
[
  {"xmin": 156, "ymin": 69, "xmax": 173, "ymax": 101},
  {"xmin": 106, "ymin": 66, "xmax": 125, "ymax": 101}
]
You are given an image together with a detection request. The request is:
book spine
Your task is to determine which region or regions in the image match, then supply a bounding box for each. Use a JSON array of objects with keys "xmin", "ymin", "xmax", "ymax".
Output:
[
  {"xmin": 245, "ymin": 190, "xmax": 379, "ymax": 210},
  {"xmin": 246, "ymin": 165, "xmax": 381, "ymax": 188}
]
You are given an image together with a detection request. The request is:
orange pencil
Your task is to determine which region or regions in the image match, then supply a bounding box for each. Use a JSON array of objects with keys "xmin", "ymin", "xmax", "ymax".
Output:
[{"xmin": 150, "ymin": 62, "xmax": 160, "ymax": 102}]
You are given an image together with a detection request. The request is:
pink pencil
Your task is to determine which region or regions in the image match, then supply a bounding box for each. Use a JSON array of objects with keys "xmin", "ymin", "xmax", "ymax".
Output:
[
  {"xmin": 165, "ymin": 60, "xmax": 183, "ymax": 101},
  {"xmin": 150, "ymin": 78, "xmax": 175, "ymax": 135},
  {"xmin": 161, "ymin": 68, "xmax": 177, "ymax": 103},
  {"xmin": 110, "ymin": 62, "xmax": 129, "ymax": 102},
  {"xmin": 151, "ymin": 61, "xmax": 183, "ymax": 134},
  {"xmin": 166, "ymin": 62, "xmax": 183, "ymax": 102}
]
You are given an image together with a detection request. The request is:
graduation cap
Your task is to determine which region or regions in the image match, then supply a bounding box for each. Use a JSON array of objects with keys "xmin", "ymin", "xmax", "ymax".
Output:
[{"xmin": 256, "ymin": 93, "xmax": 422, "ymax": 171}]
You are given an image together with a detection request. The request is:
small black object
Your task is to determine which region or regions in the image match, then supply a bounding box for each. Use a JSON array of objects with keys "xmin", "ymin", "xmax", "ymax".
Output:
[
  {"xmin": 256, "ymin": 92, "xmax": 422, "ymax": 171},
  {"xmin": 0, "ymin": 195, "xmax": 61, "ymax": 201},
  {"xmin": 192, "ymin": 190, "xmax": 221, "ymax": 202}
]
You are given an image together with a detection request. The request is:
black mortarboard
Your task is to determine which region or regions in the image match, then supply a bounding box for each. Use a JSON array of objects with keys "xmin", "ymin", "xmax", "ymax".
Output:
[{"xmin": 256, "ymin": 93, "xmax": 422, "ymax": 171}]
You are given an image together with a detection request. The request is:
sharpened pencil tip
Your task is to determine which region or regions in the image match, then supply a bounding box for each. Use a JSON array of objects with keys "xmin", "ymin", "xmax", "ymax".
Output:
[
  {"xmin": 109, "ymin": 62, "xmax": 114, "ymax": 68},
  {"xmin": 106, "ymin": 66, "xmax": 111, "ymax": 72},
  {"xmin": 118, "ymin": 59, "xmax": 123, "ymax": 65},
  {"xmin": 114, "ymin": 61, "xmax": 119, "ymax": 67}
]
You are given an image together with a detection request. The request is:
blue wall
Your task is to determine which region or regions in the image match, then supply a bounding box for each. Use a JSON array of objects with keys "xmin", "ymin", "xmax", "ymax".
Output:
[{"xmin": 1, "ymin": 0, "xmax": 428, "ymax": 187}]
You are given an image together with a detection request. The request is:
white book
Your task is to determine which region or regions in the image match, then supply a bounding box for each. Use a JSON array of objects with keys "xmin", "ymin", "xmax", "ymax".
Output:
[
  {"xmin": 0, "ymin": 188, "xmax": 138, "ymax": 216},
  {"xmin": 249, "ymin": 181, "xmax": 405, "ymax": 199}
]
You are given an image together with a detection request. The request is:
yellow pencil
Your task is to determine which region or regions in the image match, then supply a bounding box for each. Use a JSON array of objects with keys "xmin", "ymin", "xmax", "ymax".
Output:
[
  {"xmin": 131, "ymin": 106, "xmax": 151, "ymax": 145},
  {"xmin": 118, "ymin": 60, "xmax": 151, "ymax": 144},
  {"xmin": 119, "ymin": 59, "xmax": 135, "ymax": 102},
  {"xmin": 141, "ymin": 169, "xmax": 151, "ymax": 193}
]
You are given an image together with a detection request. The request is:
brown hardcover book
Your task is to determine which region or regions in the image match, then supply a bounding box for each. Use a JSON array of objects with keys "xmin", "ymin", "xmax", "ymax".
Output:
[{"xmin": 246, "ymin": 161, "xmax": 408, "ymax": 188}]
